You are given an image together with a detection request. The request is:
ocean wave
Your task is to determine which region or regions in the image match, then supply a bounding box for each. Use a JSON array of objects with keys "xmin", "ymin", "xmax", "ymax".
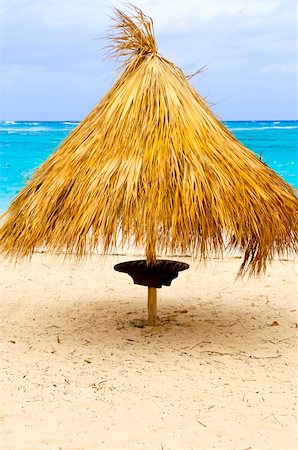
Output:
[
  {"xmin": 268, "ymin": 126, "xmax": 296, "ymax": 129},
  {"xmin": 0, "ymin": 121, "xmax": 39, "ymax": 125},
  {"xmin": 63, "ymin": 121, "xmax": 79, "ymax": 124},
  {"xmin": 2, "ymin": 126, "xmax": 53, "ymax": 133},
  {"xmin": 230, "ymin": 126, "xmax": 297, "ymax": 131}
]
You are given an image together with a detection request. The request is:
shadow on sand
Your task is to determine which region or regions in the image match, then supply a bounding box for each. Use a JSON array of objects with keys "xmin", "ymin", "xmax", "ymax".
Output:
[{"xmin": 16, "ymin": 291, "xmax": 291, "ymax": 356}]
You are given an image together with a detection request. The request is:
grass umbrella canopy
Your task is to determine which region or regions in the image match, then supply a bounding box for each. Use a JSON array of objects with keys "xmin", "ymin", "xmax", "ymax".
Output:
[{"xmin": 0, "ymin": 6, "xmax": 297, "ymax": 275}]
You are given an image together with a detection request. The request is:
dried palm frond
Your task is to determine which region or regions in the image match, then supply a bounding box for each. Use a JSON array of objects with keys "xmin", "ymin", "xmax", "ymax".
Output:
[
  {"xmin": 106, "ymin": 4, "xmax": 157, "ymax": 66},
  {"xmin": 0, "ymin": 5, "xmax": 297, "ymax": 276}
]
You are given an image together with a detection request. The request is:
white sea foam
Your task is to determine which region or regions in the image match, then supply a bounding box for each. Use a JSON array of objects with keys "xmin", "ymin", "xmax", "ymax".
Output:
[
  {"xmin": 63, "ymin": 121, "xmax": 78, "ymax": 125},
  {"xmin": 272, "ymin": 126, "xmax": 297, "ymax": 129},
  {"xmin": 3, "ymin": 126, "xmax": 51, "ymax": 134},
  {"xmin": 230, "ymin": 126, "xmax": 297, "ymax": 131},
  {"xmin": 4, "ymin": 121, "xmax": 16, "ymax": 124}
]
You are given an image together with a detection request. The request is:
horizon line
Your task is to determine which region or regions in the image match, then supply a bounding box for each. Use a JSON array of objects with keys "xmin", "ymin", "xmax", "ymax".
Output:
[{"xmin": 1, "ymin": 119, "xmax": 297, "ymax": 123}]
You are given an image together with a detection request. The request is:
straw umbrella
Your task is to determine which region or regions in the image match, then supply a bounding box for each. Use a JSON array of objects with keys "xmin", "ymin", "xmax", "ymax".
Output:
[{"xmin": 0, "ymin": 6, "xmax": 297, "ymax": 325}]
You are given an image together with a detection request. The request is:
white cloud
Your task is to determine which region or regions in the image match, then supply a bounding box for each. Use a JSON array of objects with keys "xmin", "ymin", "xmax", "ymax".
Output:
[{"xmin": 0, "ymin": 0, "xmax": 296, "ymax": 120}]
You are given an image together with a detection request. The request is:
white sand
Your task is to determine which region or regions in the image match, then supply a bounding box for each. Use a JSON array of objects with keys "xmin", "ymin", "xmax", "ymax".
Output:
[{"xmin": 0, "ymin": 254, "xmax": 297, "ymax": 450}]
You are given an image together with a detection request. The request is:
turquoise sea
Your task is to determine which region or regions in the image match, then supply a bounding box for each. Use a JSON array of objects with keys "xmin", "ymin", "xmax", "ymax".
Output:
[{"xmin": 0, "ymin": 120, "xmax": 297, "ymax": 213}]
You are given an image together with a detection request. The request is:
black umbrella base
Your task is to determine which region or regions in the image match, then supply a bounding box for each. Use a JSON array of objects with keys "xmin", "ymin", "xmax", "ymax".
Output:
[{"xmin": 114, "ymin": 259, "xmax": 189, "ymax": 288}]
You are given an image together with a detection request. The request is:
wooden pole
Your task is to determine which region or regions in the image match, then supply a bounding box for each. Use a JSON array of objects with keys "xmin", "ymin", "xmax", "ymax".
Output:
[{"xmin": 147, "ymin": 287, "xmax": 157, "ymax": 326}]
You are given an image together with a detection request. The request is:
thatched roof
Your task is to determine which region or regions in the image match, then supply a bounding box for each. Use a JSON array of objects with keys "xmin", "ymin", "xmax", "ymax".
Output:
[{"xmin": 0, "ymin": 6, "xmax": 297, "ymax": 275}]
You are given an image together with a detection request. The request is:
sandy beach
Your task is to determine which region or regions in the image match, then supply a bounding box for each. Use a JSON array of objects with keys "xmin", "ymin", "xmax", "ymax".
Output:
[{"xmin": 0, "ymin": 253, "xmax": 296, "ymax": 450}]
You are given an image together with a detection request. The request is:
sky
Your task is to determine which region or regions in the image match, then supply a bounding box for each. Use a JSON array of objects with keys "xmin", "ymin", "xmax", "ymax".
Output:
[{"xmin": 0, "ymin": 0, "xmax": 297, "ymax": 121}]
